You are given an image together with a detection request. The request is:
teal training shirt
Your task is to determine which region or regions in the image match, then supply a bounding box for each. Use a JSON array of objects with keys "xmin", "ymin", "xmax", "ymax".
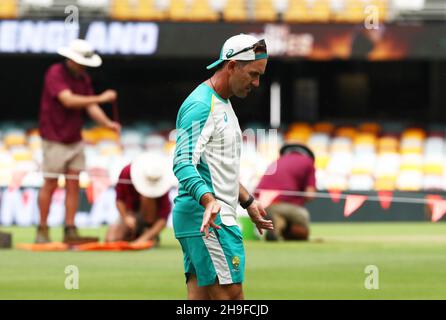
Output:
[{"xmin": 173, "ymin": 83, "xmax": 242, "ymax": 238}]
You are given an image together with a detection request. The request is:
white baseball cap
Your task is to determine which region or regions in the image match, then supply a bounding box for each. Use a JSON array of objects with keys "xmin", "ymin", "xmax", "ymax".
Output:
[
  {"xmin": 58, "ymin": 39, "xmax": 102, "ymax": 68},
  {"xmin": 206, "ymin": 34, "xmax": 268, "ymax": 70}
]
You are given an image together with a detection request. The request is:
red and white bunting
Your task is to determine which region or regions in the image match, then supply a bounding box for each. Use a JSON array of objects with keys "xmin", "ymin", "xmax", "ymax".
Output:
[
  {"xmin": 8, "ymin": 171, "xmax": 27, "ymax": 192},
  {"xmin": 344, "ymin": 195, "xmax": 368, "ymax": 217},
  {"xmin": 431, "ymin": 199, "xmax": 446, "ymax": 222},
  {"xmin": 328, "ymin": 189, "xmax": 342, "ymax": 203},
  {"xmin": 377, "ymin": 191, "xmax": 393, "ymax": 210}
]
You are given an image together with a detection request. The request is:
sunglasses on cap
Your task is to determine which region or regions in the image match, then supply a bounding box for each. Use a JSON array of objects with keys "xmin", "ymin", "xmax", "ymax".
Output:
[{"xmin": 225, "ymin": 39, "xmax": 267, "ymax": 59}]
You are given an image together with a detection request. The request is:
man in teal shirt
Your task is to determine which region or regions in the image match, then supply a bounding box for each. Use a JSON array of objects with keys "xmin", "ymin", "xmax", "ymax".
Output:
[{"xmin": 173, "ymin": 34, "xmax": 274, "ymax": 300}]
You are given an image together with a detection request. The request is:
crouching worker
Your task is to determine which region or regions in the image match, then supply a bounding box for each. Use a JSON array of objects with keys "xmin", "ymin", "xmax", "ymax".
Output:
[
  {"xmin": 256, "ymin": 143, "xmax": 316, "ymax": 241},
  {"xmin": 106, "ymin": 152, "xmax": 176, "ymax": 245}
]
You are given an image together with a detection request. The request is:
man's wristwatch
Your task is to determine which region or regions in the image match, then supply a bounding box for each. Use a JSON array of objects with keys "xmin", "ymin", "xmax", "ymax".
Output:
[{"xmin": 240, "ymin": 194, "xmax": 255, "ymax": 209}]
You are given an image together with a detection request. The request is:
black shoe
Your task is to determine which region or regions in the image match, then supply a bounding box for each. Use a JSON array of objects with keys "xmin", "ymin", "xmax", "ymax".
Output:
[
  {"xmin": 35, "ymin": 225, "xmax": 51, "ymax": 244},
  {"xmin": 63, "ymin": 225, "xmax": 99, "ymax": 245}
]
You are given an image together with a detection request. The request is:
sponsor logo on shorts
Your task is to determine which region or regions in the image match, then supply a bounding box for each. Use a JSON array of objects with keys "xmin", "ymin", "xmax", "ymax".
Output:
[{"xmin": 232, "ymin": 256, "xmax": 240, "ymax": 270}]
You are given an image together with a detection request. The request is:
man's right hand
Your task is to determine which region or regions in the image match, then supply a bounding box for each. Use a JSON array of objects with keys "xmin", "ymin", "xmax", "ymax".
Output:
[
  {"xmin": 124, "ymin": 215, "xmax": 137, "ymax": 230},
  {"xmin": 99, "ymin": 89, "xmax": 117, "ymax": 104},
  {"xmin": 200, "ymin": 193, "xmax": 221, "ymax": 238}
]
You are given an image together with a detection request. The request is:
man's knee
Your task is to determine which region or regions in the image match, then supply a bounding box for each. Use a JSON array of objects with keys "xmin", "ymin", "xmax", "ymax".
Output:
[
  {"xmin": 65, "ymin": 171, "xmax": 80, "ymax": 189},
  {"xmin": 42, "ymin": 179, "xmax": 58, "ymax": 193},
  {"xmin": 209, "ymin": 281, "xmax": 244, "ymax": 300},
  {"xmin": 283, "ymin": 224, "xmax": 309, "ymax": 241},
  {"xmin": 187, "ymin": 274, "xmax": 211, "ymax": 300}
]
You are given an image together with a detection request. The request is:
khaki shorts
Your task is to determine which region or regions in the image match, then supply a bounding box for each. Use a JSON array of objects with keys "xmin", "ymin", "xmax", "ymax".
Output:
[
  {"xmin": 266, "ymin": 202, "xmax": 310, "ymax": 230},
  {"xmin": 42, "ymin": 139, "xmax": 86, "ymax": 175}
]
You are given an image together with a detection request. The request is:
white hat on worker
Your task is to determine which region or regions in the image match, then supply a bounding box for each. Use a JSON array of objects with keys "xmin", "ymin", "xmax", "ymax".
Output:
[
  {"xmin": 130, "ymin": 151, "xmax": 176, "ymax": 198},
  {"xmin": 58, "ymin": 39, "xmax": 102, "ymax": 68},
  {"xmin": 206, "ymin": 33, "xmax": 268, "ymax": 70}
]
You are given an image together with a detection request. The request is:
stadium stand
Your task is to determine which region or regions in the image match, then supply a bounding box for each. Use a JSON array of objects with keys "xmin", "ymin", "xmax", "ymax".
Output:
[
  {"xmin": 15, "ymin": 0, "xmax": 399, "ymax": 23},
  {"xmin": 1, "ymin": 121, "xmax": 445, "ymax": 192},
  {"xmin": 13, "ymin": 0, "xmax": 446, "ymax": 23}
]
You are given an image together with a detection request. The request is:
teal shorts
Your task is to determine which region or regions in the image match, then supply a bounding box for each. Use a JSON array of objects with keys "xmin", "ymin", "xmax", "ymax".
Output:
[{"xmin": 178, "ymin": 224, "xmax": 245, "ymax": 287}]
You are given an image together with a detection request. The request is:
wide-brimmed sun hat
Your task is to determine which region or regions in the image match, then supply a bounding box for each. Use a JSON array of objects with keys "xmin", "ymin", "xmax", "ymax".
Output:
[
  {"xmin": 130, "ymin": 151, "xmax": 176, "ymax": 198},
  {"xmin": 58, "ymin": 39, "xmax": 102, "ymax": 68}
]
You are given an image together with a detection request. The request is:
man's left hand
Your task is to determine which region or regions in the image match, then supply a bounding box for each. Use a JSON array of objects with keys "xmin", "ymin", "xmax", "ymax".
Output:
[
  {"xmin": 107, "ymin": 121, "xmax": 121, "ymax": 134},
  {"xmin": 246, "ymin": 200, "xmax": 274, "ymax": 235}
]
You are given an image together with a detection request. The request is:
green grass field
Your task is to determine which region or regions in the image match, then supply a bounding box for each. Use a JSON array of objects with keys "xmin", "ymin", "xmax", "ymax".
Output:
[{"xmin": 1, "ymin": 222, "xmax": 446, "ymax": 300}]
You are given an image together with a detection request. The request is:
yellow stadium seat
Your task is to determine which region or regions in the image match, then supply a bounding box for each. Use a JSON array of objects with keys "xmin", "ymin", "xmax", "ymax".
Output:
[
  {"xmin": 189, "ymin": 0, "xmax": 219, "ymax": 22},
  {"xmin": 289, "ymin": 122, "xmax": 312, "ymax": 132},
  {"xmin": 82, "ymin": 129, "xmax": 100, "ymax": 145},
  {"xmin": 135, "ymin": 0, "xmax": 167, "ymax": 20},
  {"xmin": 95, "ymin": 127, "xmax": 120, "ymax": 142},
  {"xmin": 310, "ymin": 0, "xmax": 331, "ymax": 22},
  {"xmin": 354, "ymin": 133, "xmax": 376, "ymax": 146},
  {"xmin": 11, "ymin": 149, "xmax": 33, "ymax": 162},
  {"xmin": 359, "ymin": 122, "xmax": 381, "ymax": 135},
  {"xmin": 168, "ymin": 0, "xmax": 189, "ymax": 21},
  {"xmin": 402, "ymin": 128, "xmax": 425, "ymax": 139},
  {"xmin": 315, "ymin": 154, "xmax": 329, "ymax": 170},
  {"xmin": 424, "ymin": 163, "xmax": 444, "ymax": 176},
  {"xmin": 400, "ymin": 163, "xmax": 422, "ymax": 171},
  {"xmin": 375, "ymin": 176, "xmax": 396, "ymax": 191},
  {"xmin": 335, "ymin": 127, "xmax": 357, "ymax": 140},
  {"xmin": 0, "ymin": 0, "xmax": 17, "ymax": 19},
  {"xmin": 369, "ymin": 0, "xmax": 388, "ymax": 21},
  {"xmin": 378, "ymin": 137, "xmax": 399, "ymax": 153},
  {"xmin": 4, "ymin": 133, "xmax": 26, "ymax": 147},
  {"xmin": 313, "ymin": 122, "xmax": 334, "ymax": 134},
  {"xmin": 285, "ymin": 131, "xmax": 311, "ymax": 144},
  {"xmin": 111, "ymin": 0, "xmax": 134, "ymax": 20},
  {"xmin": 334, "ymin": 0, "xmax": 365, "ymax": 23},
  {"xmin": 223, "ymin": 0, "xmax": 248, "ymax": 22},
  {"xmin": 286, "ymin": 123, "xmax": 312, "ymax": 143},
  {"xmin": 253, "ymin": 0, "xmax": 277, "ymax": 22},
  {"xmin": 284, "ymin": 0, "xmax": 330, "ymax": 23}
]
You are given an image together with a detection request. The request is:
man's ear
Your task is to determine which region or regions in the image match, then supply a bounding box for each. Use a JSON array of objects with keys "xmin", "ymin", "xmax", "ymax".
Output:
[{"xmin": 227, "ymin": 60, "xmax": 237, "ymax": 73}]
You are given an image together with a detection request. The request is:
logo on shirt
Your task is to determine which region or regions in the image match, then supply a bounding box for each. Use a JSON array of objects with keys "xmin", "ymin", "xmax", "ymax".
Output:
[{"xmin": 223, "ymin": 112, "xmax": 228, "ymax": 123}]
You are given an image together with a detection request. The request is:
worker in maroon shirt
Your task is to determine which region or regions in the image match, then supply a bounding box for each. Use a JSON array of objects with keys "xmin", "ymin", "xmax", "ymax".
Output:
[
  {"xmin": 36, "ymin": 39, "xmax": 121, "ymax": 244},
  {"xmin": 105, "ymin": 152, "xmax": 176, "ymax": 246},
  {"xmin": 256, "ymin": 143, "xmax": 316, "ymax": 241}
]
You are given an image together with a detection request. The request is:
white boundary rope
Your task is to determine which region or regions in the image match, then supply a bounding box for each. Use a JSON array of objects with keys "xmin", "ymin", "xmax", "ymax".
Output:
[
  {"xmin": 258, "ymin": 189, "xmax": 435, "ymax": 205},
  {"xmin": 16, "ymin": 171, "xmax": 440, "ymax": 205}
]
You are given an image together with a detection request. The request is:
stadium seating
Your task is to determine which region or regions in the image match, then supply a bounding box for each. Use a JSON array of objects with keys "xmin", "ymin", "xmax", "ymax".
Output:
[
  {"xmin": 0, "ymin": 0, "xmax": 18, "ymax": 19},
  {"xmin": 0, "ymin": 120, "xmax": 444, "ymax": 192},
  {"xmin": 12, "ymin": 0, "xmax": 395, "ymax": 23},
  {"xmin": 283, "ymin": 0, "xmax": 331, "ymax": 23},
  {"xmin": 189, "ymin": 0, "xmax": 220, "ymax": 21},
  {"xmin": 222, "ymin": 0, "xmax": 248, "ymax": 22},
  {"xmin": 253, "ymin": 0, "xmax": 278, "ymax": 22},
  {"xmin": 135, "ymin": 0, "xmax": 167, "ymax": 21}
]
